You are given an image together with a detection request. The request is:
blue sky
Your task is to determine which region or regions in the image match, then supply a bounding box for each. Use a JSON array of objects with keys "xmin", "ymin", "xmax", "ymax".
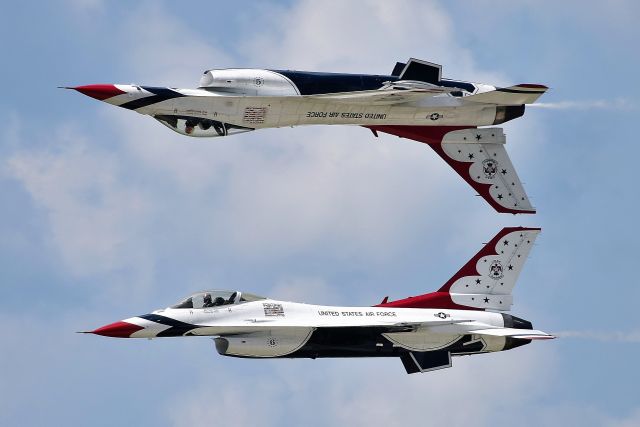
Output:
[{"xmin": 1, "ymin": 1, "xmax": 639, "ymax": 425}]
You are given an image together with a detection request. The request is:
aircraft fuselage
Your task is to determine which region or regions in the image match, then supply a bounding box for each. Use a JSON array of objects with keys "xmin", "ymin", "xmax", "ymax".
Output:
[
  {"xmin": 94, "ymin": 298, "xmax": 532, "ymax": 360},
  {"xmin": 77, "ymin": 68, "xmax": 531, "ymax": 138},
  {"xmin": 86, "ymin": 228, "xmax": 553, "ymax": 373}
]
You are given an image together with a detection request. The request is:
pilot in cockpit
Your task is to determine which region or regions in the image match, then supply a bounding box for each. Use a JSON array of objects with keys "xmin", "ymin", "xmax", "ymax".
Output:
[
  {"xmin": 185, "ymin": 119, "xmax": 197, "ymax": 135},
  {"xmin": 213, "ymin": 297, "xmax": 225, "ymax": 306},
  {"xmin": 203, "ymin": 293, "xmax": 214, "ymax": 308},
  {"xmin": 228, "ymin": 292, "xmax": 237, "ymax": 305}
]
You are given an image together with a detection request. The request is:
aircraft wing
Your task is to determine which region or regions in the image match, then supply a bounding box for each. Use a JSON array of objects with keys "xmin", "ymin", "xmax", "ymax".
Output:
[
  {"xmin": 342, "ymin": 319, "xmax": 473, "ymax": 333},
  {"xmin": 463, "ymin": 84, "xmax": 548, "ymax": 105},
  {"xmin": 396, "ymin": 325, "xmax": 554, "ymax": 375},
  {"xmin": 302, "ymin": 84, "xmax": 455, "ymax": 105},
  {"xmin": 470, "ymin": 327, "xmax": 555, "ymax": 340},
  {"xmin": 365, "ymin": 125, "xmax": 535, "ymax": 214},
  {"xmin": 389, "ymin": 322, "xmax": 554, "ymax": 340}
]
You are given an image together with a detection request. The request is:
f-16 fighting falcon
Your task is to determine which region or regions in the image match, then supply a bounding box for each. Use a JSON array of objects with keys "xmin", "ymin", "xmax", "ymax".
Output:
[
  {"xmin": 67, "ymin": 58, "xmax": 547, "ymax": 214},
  {"xmin": 84, "ymin": 227, "xmax": 554, "ymax": 374}
]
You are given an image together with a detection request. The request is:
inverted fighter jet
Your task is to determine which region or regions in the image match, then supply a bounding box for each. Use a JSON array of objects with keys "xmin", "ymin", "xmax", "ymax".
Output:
[
  {"xmin": 84, "ymin": 227, "xmax": 554, "ymax": 374},
  {"xmin": 68, "ymin": 58, "xmax": 547, "ymax": 214}
]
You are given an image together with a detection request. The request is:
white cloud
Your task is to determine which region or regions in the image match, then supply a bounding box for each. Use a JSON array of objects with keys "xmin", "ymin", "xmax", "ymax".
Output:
[
  {"xmin": 3, "ymin": 107, "xmax": 472, "ymax": 297},
  {"xmin": 241, "ymin": 0, "xmax": 505, "ymax": 84},
  {"xmin": 268, "ymin": 276, "xmax": 339, "ymax": 305},
  {"xmin": 607, "ymin": 408, "xmax": 640, "ymax": 427},
  {"xmin": 2, "ymin": 126, "xmax": 170, "ymax": 305},
  {"xmin": 65, "ymin": 0, "xmax": 105, "ymax": 17},
  {"xmin": 167, "ymin": 344, "xmax": 557, "ymax": 427},
  {"xmin": 103, "ymin": 103, "xmax": 474, "ymax": 266},
  {"xmin": 167, "ymin": 379, "xmax": 282, "ymax": 427},
  {"xmin": 6, "ymin": 124, "xmax": 154, "ymax": 285},
  {"xmin": 116, "ymin": 3, "xmax": 234, "ymax": 86}
]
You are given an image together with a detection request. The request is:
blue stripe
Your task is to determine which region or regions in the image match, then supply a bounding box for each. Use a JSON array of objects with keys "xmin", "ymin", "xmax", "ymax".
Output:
[
  {"xmin": 139, "ymin": 313, "xmax": 200, "ymax": 337},
  {"xmin": 120, "ymin": 86, "xmax": 185, "ymax": 110},
  {"xmin": 270, "ymin": 70, "xmax": 477, "ymax": 95}
]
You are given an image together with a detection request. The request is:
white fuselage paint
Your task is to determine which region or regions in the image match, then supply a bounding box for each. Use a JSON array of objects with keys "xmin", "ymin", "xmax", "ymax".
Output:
[
  {"xmin": 107, "ymin": 67, "xmax": 501, "ymax": 138},
  {"xmin": 139, "ymin": 92, "xmax": 496, "ymax": 130},
  {"xmin": 123, "ymin": 299, "xmax": 507, "ymax": 357}
]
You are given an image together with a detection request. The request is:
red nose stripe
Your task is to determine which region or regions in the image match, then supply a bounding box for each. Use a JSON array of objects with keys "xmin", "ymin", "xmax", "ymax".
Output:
[
  {"xmin": 92, "ymin": 321, "xmax": 143, "ymax": 338},
  {"xmin": 74, "ymin": 84, "xmax": 126, "ymax": 101}
]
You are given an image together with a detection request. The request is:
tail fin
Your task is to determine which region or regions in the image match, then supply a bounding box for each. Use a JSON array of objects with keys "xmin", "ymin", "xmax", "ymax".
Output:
[
  {"xmin": 363, "ymin": 126, "xmax": 535, "ymax": 214},
  {"xmin": 464, "ymin": 84, "xmax": 548, "ymax": 105},
  {"xmin": 377, "ymin": 227, "xmax": 540, "ymax": 311}
]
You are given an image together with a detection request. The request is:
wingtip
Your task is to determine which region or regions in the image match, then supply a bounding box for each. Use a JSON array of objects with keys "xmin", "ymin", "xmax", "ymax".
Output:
[{"xmin": 528, "ymin": 334, "xmax": 556, "ymax": 340}]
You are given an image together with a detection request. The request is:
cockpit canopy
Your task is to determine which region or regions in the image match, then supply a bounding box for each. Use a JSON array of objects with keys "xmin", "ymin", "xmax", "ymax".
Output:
[
  {"xmin": 199, "ymin": 68, "xmax": 299, "ymax": 96},
  {"xmin": 154, "ymin": 115, "xmax": 254, "ymax": 138},
  {"xmin": 170, "ymin": 290, "xmax": 266, "ymax": 309}
]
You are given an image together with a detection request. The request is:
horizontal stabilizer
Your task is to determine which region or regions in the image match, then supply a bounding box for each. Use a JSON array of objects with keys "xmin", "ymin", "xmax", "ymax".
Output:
[
  {"xmin": 400, "ymin": 350, "xmax": 452, "ymax": 374},
  {"xmin": 472, "ymin": 327, "xmax": 555, "ymax": 340},
  {"xmin": 464, "ymin": 84, "xmax": 548, "ymax": 105}
]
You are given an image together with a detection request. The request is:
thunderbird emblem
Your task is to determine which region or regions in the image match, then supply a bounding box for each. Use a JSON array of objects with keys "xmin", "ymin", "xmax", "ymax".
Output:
[
  {"xmin": 489, "ymin": 260, "xmax": 504, "ymax": 279},
  {"xmin": 482, "ymin": 159, "xmax": 498, "ymax": 179}
]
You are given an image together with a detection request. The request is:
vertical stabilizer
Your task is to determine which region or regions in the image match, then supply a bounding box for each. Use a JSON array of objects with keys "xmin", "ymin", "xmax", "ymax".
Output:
[
  {"xmin": 377, "ymin": 227, "xmax": 540, "ymax": 311},
  {"xmin": 441, "ymin": 227, "xmax": 540, "ymax": 310}
]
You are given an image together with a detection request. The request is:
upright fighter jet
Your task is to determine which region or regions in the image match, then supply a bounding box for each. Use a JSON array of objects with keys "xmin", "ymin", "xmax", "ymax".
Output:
[
  {"xmin": 68, "ymin": 58, "xmax": 547, "ymax": 214},
  {"xmin": 84, "ymin": 227, "xmax": 554, "ymax": 374}
]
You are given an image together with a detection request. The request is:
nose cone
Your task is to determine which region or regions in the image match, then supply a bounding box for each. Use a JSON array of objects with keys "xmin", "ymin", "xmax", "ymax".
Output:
[
  {"xmin": 72, "ymin": 84, "xmax": 126, "ymax": 101},
  {"xmin": 91, "ymin": 321, "xmax": 144, "ymax": 338}
]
